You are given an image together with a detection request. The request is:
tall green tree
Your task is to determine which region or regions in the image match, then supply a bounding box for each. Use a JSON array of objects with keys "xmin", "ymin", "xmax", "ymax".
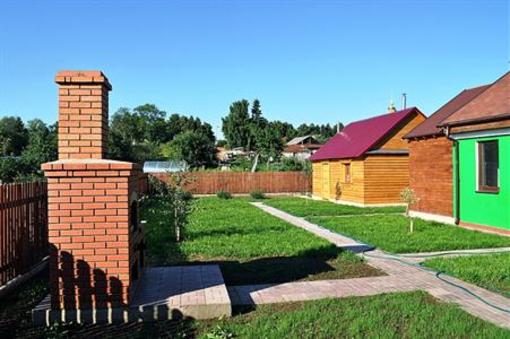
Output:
[
  {"xmin": 0, "ymin": 116, "xmax": 28, "ymax": 156},
  {"xmin": 270, "ymin": 120, "xmax": 297, "ymax": 142},
  {"xmin": 255, "ymin": 124, "xmax": 284, "ymax": 166},
  {"xmin": 251, "ymin": 99, "xmax": 262, "ymax": 122},
  {"xmin": 21, "ymin": 119, "xmax": 57, "ymax": 174},
  {"xmin": 221, "ymin": 99, "xmax": 251, "ymax": 149},
  {"xmin": 166, "ymin": 131, "xmax": 216, "ymax": 168}
]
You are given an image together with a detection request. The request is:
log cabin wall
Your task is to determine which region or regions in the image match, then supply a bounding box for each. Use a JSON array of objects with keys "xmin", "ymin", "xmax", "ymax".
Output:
[
  {"xmin": 312, "ymin": 159, "xmax": 365, "ymax": 203},
  {"xmin": 378, "ymin": 112, "xmax": 426, "ymax": 150},
  {"xmin": 363, "ymin": 155, "xmax": 409, "ymax": 204}
]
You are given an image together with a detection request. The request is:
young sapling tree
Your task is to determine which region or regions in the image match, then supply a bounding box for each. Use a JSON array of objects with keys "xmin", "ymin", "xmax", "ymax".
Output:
[{"xmin": 400, "ymin": 187, "xmax": 420, "ymax": 233}]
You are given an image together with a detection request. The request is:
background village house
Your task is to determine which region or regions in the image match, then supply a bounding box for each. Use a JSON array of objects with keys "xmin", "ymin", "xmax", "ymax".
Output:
[
  {"xmin": 310, "ymin": 107, "xmax": 425, "ymax": 206},
  {"xmin": 282, "ymin": 135, "xmax": 323, "ymax": 160}
]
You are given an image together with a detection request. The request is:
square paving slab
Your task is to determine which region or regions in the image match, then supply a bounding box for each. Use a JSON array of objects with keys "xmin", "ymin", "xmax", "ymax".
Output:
[{"xmin": 33, "ymin": 265, "xmax": 231, "ymax": 326}]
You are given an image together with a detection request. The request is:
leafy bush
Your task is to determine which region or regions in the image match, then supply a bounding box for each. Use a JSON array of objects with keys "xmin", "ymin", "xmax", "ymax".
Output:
[
  {"xmin": 216, "ymin": 190, "xmax": 232, "ymax": 199},
  {"xmin": 148, "ymin": 173, "xmax": 194, "ymax": 242},
  {"xmin": 250, "ymin": 189, "xmax": 266, "ymax": 200}
]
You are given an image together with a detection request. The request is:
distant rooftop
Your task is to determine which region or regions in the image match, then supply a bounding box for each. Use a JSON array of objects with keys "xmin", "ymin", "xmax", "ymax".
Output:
[{"xmin": 287, "ymin": 135, "xmax": 319, "ymax": 145}]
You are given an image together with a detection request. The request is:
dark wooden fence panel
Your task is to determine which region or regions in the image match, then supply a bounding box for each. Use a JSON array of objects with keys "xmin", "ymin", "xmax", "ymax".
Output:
[
  {"xmin": 151, "ymin": 171, "xmax": 311, "ymax": 194},
  {"xmin": 0, "ymin": 181, "xmax": 48, "ymax": 286}
]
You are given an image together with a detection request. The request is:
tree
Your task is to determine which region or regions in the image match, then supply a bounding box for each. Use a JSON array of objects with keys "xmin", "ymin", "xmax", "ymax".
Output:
[
  {"xmin": 110, "ymin": 108, "xmax": 145, "ymax": 145},
  {"xmin": 0, "ymin": 116, "xmax": 28, "ymax": 156},
  {"xmin": 295, "ymin": 122, "xmax": 341, "ymax": 143},
  {"xmin": 270, "ymin": 120, "xmax": 297, "ymax": 142},
  {"xmin": 254, "ymin": 124, "xmax": 284, "ymax": 167},
  {"xmin": 21, "ymin": 119, "xmax": 57, "ymax": 175},
  {"xmin": 216, "ymin": 139, "xmax": 228, "ymax": 148},
  {"xmin": 221, "ymin": 99, "xmax": 251, "ymax": 149},
  {"xmin": 133, "ymin": 103, "xmax": 166, "ymax": 124},
  {"xmin": 167, "ymin": 131, "xmax": 217, "ymax": 168},
  {"xmin": 0, "ymin": 156, "xmax": 25, "ymax": 183},
  {"xmin": 149, "ymin": 173, "xmax": 194, "ymax": 242},
  {"xmin": 251, "ymin": 99, "xmax": 262, "ymax": 122},
  {"xmin": 109, "ymin": 105, "xmax": 217, "ymax": 166},
  {"xmin": 400, "ymin": 187, "xmax": 420, "ymax": 233}
]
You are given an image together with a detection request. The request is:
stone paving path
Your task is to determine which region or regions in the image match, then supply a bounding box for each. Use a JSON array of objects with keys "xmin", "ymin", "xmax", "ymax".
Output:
[{"xmin": 245, "ymin": 202, "xmax": 510, "ymax": 330}]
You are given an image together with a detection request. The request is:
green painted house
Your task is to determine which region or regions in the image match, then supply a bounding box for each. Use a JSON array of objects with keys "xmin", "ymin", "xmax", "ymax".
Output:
[{"xmin": 440, "ymin": 71, "xmax": 510, "ymax": 234}]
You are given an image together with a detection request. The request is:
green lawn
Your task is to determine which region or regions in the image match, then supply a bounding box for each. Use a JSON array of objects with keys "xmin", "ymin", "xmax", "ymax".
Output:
[
  {"xmin": 193, "ymin": 291, "xmax": 509, "ymax": 338},
  {"xmin": 263, "ymin": 196, "xmax": 405, "ymax": 217},
  {"xmin": 141, "ymin": 197, "xmax": 382, "ymax": 285},
  {"xmin": 5, "ymin": 280, "xmax": 508, "ymax": 338},
  {"xmin": 307, "ymin": 215, "xmax": 510, "ymax": 253},
  {"xmin": 423, "ymin": 253, "xmax": 510, "ymax": 297}
]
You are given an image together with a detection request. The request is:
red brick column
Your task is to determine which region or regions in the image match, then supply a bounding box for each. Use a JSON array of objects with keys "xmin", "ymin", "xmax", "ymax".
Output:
[
  {"xmin": 42, "ymin": 161, "xmax": 141, "ymax": 309},
  {"xmin": 56, "ymin": 71, "xmax": 111, "ymax": 160},
  {"xmin": 42, "ymin": 71, "xmax": 144, "ymax": 311}
]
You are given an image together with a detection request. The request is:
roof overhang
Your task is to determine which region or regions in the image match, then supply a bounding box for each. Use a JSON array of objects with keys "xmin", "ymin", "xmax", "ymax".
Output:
[
  {"xmin": 365, "ymin": 149, "xmax": 409, "ymax": 155},
  {"xmin": 448, "ymin": 127, "xmax": 510, "ymax": 140},
  {"xmin": 439, "ymin": 113, "xmax": 510, "ymax": 127}
]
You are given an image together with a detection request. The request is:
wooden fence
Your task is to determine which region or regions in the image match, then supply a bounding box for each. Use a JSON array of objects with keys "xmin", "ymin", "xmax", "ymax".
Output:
[
  {"xmin": 151, "ymin": 171, "xmax": 311, "ymax": 194},
  {"xmin": 0, "ymin": 181, "xmax": 48, "ymax": 286}
]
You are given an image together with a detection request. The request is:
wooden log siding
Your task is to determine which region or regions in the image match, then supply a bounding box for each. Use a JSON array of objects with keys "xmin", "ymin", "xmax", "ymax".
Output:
[
  {"xmin": 0, "ymin": 181, "xmax": 48, "ymax": 286},
  {"xmin": 151, "ymin": 171, "xmax": 311, "ymax": 194}
]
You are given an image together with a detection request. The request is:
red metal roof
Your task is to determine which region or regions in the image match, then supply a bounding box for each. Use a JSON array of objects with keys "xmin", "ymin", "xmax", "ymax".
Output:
[
  {"xmin": 404, "ymin": 85, "xmax": 489, "ymax": 139},
  {"xmin": 310, "ymin": 107, "xmax": 421, "ymax": 161}
]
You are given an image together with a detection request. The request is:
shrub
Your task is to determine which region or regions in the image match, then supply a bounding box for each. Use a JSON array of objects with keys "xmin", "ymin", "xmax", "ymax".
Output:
[
  {"xmin": 216, "ymin": 190, "xmax": 232, "ymax": 199},
  {"xmin": 250, "ymin": 189, "xmax": 266, "ymax": 200},
  {"xmin": 148, "ymin": 173, "xmax": 194, "ymax": 242}
]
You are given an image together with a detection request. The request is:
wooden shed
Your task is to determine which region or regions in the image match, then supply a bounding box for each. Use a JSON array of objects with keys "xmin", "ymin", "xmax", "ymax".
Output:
[
  {"xmin": 310, "ymin": 107, "xmax": 426, "ymax": 206},
  {"xmin": 403, "ymin": 85, "xmax": 489, "ymax": 224}
]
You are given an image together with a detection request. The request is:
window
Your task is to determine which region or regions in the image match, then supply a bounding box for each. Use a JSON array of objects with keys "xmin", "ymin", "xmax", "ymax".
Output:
[
  {"xmin": 478, "ymin": 140, "xmax": 499, "ymax": 193},
  {"xmin": 344, "ymin": 163, "xmax": 351, "ymax": 183}
]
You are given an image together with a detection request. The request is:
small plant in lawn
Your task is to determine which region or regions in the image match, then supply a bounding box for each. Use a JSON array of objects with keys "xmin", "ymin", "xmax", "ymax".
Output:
[
  {"xmin": 150, "ymin": 173, "xmax": 194, "ymax": 242},
  {"xmin": 400, "ymin": 187, "xmax": 420, "ymax": 233},
  {"xmin": 216, "ymin": 190, "xmax": 232, "ymax": 199},
  {"xmin": 250, "ymin": 189, "xmax": 266, "ymax": 200},
  {"xmin": 204, "ymin": 324, "xmax": 235, "ymax": 339}
]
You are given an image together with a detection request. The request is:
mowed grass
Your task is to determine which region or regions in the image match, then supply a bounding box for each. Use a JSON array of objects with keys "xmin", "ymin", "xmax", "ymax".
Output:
[
  {"xmin": 424, "ymin": 253, "xmax": 510, "ymax": 297},
  {"xmin": 141, "ymin": 197, "xmax": 382, "ymax": 284},
  {"xmin": 263, "ymin": 196, "xmax": 405, "ymax": 217},
  {"xmin": 194, "ymin": 291, "xmax": 509, "ymax": 338},
  {"xmin": 6, "ymin": 284, "xmax": 508, "ymax": 337},
  {"xmin": 307, "ymin": 215, "xmax": 510, "ymax": 253}
]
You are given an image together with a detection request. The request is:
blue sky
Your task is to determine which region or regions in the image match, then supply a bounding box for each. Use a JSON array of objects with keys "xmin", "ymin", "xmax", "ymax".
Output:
[{"xmin": 0, "ymin": 0, "xmax": 508, "ymax": 138}]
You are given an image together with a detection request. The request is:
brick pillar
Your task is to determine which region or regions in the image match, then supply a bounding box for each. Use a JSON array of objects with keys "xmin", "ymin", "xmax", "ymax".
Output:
[
  {"xmin": 56, "ymin": 71, "xmax": 111, "ymax": 160},
  {"xmin": 42, "ymin": 71, "xmax": 144, "ymax": 312}
]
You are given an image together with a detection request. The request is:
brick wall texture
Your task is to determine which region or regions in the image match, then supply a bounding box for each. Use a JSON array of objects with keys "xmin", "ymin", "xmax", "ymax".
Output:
[
  {"xmin": 408, "ymin": 137, "xmax": 453, "ymax": 217},
  {"xmin": 56, "ymin": 71, "xmax": 111, "ymax": 160},
  {"xmin": 42, "ymin": 161, "xmax": 141, "ymax": 309},
  {"xmin": 43, "ymin": 71, "xmax": 143, "ymax": 310}
]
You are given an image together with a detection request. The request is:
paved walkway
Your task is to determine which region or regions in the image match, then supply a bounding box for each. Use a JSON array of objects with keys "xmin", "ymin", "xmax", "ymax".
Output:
[
  {"xmin": 248, "ymin": 202, "xmax": 510, "ymax": 330},
  {"xmin": 34, "ymin": 265, "xmax": 231, "ymax": 325}
]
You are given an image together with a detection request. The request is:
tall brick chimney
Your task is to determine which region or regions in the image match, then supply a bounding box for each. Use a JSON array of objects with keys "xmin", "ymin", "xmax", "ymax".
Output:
[
  {"xmin": 56, "ymin": 71, "xmax": 111, "ymax": 159},
  {"xmin": 41, "ymin": 71, "xmax": 144, "ymax": 319}
]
